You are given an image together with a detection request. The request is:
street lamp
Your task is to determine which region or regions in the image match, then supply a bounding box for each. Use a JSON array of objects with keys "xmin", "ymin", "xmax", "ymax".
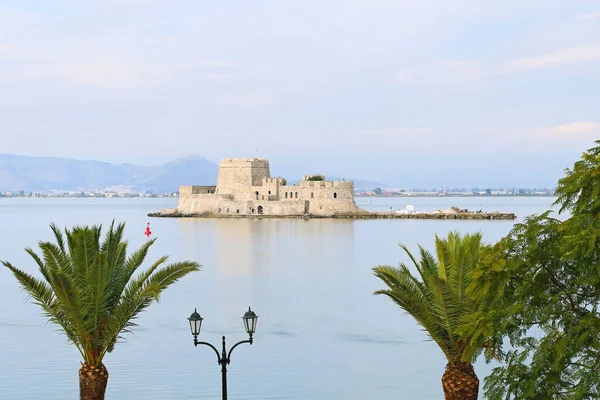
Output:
[{"xmin": 187, "ymin": 307, "xmax": 258, "ymax": 400}]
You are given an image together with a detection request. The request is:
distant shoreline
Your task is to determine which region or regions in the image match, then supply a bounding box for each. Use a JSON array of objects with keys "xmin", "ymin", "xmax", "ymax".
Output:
[
  {"xmin": 354, "ymin": 194, "xmax": 557, "ymax": 198},
  {"xmin": 0, "ymin": 194, "xmax": 557, "ymax": 199},
  {"xmin": 148, "ymin": 210, "xmax": 517, "ymax": 220}
]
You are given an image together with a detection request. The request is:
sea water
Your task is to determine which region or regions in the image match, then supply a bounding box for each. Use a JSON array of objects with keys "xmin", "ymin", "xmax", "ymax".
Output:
[{"xmin": 0, "ymin": 196, "xmax": 556, "ymax": 399}]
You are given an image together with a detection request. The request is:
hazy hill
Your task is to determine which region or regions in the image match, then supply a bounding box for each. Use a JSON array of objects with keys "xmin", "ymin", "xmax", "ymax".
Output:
[
  {"xmin": 0, "ymin": 154, "xmax": 218, "ymax": 193},
  {"xmin": 0, "ymin": 154, "xmax": 387, "ymax": 192},
  {"xmin": 136, "ymin": 156, "xmax": 219, "ymax": 192}
]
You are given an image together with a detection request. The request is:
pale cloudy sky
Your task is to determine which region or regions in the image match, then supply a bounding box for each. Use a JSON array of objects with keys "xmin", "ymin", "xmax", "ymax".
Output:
[{"xmin": 1, "ymin": 0, "xmax": 599, "ymax": 187}]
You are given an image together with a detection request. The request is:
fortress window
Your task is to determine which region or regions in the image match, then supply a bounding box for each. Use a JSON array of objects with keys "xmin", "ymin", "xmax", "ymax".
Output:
[
  {"xmin": 285, "ymin": 192, "xmax": 288, "ymax": 198},
  {"xmin": 262, "ymin": 195, "xmax": 264, "ymax": 200},
  {"xmin": 334, "ymin": 192, "xmax": 337, "ymax": 199},
  {"xmin": 268, "ymin": 191, "xmax": 271, "ymax": 194},
  {"xmin": 236, "ymin": 209, "xmax": 240, "ymax": 214},
  {"xmin": 295, "ymin": 192, "xmax": 298, "ymax": 198},
  {"xmin": 311, "ymin": 192, "xmax": 314, "ymax": 198},
  {"xmin": 258, "ymin": 205, "xmax": 264, "ymax": 214}
]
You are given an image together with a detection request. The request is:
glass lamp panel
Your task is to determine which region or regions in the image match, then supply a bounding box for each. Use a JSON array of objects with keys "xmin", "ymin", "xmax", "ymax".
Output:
[
  {"xmin": 249, "ymin": 317, "xmax": 257, "ymax": 333},
  {"xmin": 243, "ymin": 316, "xmax": 257, "ymax": 334},
  {"xmin": 192, "ymin": 319, "xmax": 202, "ymax": 336}
]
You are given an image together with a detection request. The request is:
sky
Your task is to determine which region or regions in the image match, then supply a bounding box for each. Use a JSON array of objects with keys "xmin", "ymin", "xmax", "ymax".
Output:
[{"xmin": 1, "ymin": 0, "xmax": 599, "ymax": 187}]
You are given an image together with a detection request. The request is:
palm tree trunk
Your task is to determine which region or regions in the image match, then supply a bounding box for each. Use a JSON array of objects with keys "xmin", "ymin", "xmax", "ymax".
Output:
[
  {"xmin": 441, "ymin": 361, "xmax": 479, "ymax": 400},
  {"xmin": 79, "ymin": 363, "xmax": 109, "ymax": 400}
]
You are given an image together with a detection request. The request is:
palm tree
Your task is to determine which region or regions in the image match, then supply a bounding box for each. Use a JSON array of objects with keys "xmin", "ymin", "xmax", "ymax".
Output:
[
  {"xmin": 373, "ymin": 231, "xmax": 493, "ymax": 400},
  {"xmin": 2, "ymin": 221, "xmax": 201, "ymax": 400}
]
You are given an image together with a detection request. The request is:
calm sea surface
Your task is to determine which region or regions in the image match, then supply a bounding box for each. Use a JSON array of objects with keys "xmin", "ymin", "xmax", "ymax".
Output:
[{"xmin": 0, "ymin": 196, "xmax": 558, "ymax": 400}]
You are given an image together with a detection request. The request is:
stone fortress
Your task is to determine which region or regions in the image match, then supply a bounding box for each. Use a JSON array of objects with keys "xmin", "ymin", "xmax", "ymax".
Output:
[
  {"xmin": 161, "ymin": 158, "xmax": 365, "ymax": 217},
  {"xmin": 150, "ymin": 157, "xmax": 516, "ymax": 220}
]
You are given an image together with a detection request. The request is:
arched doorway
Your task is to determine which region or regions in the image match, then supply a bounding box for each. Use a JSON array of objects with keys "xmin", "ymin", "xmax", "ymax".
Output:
[{"xmin": 257, "ymin": 205, "xmax": 264, "ymax": 214}]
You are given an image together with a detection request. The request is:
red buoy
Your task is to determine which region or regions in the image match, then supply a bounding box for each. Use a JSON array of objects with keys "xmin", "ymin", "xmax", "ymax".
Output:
[{"xmin": 144, "ymin": 222, "xmax": 151, "ymax": 236}]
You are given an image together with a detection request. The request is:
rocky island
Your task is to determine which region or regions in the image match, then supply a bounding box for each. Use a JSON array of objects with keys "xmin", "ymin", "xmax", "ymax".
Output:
[{"xmin": 148, "ymin": 158, "xmax": 516, "ymax": 220}]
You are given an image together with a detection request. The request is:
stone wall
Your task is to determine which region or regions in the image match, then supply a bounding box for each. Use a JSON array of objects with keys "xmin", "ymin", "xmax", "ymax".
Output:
[
  {"xmin": 301, "ymin": 180, "xmax": 358, "ymax": 215},
  {"xmin": 176, "ymin": 198, "xmax": 307, "ymax": 216},
  {"xmin": 177, "ymin": 192, "xmax": 233, "ymax": 214},
  {"xmin": 251, "ymin": 177, "xmax": 283, "ymax": 202},
  {"xmin": 178, "ymin": 186, "xmax": 216, "ymax": 201},
  {"xmin": 191, "ymin": 186, "xmax": 216, "ymax": 194}
]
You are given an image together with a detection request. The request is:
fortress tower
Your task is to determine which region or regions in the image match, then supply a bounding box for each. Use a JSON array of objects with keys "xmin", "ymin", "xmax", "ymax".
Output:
[{"xmin": 216, "ymin": 158, "xmax": 270, "ymax": 201}]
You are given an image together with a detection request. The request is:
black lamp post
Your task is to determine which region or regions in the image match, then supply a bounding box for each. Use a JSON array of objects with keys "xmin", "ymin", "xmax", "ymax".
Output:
[{"xmin": 188, "ymin": 307, "xmax": 258, "ymax": 400}]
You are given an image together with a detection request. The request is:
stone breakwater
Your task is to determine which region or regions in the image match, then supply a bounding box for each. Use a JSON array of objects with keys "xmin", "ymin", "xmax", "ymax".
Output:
[{"xmin": 148, "ymin": 210, "xmax": 516, "ymax": 220}]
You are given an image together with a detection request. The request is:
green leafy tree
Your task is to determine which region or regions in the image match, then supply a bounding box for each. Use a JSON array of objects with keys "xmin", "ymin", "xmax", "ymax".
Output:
[
  {"xmin": 373, "ymin": 231, "xmax": 498, "ymax": 400},
  {"xmin": 306, "ymin": 175, "xmax": 324, "ymax": 181},
  {"xmin": 469, "ymin": 140, "xmax": 600, "ymax": 399},
  {"xmin": 373, "ymin": 187, "xmax": 383, "ymax": 195},
  {"xmin": 1, "ymin": 221, "xmax": 201, "ymax": 400}
]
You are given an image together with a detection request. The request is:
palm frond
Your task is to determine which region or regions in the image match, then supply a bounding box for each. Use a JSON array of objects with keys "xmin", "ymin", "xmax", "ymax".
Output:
[
  {"xmin": 1, "ymin": 260, "xmax": 84, "ymax": 357},
  {"xmin": 47, "ymin": 267, "xmax": 87, "ymax": 339},
  {"xmin": 119, "ymin": 251, "xmax": 166, "ymax": 301},
  {"xmin": 49, "ymin": 223, "xmax": 66, "ymax": 253},
  {"xmin": 25, "ymin": 247, "xmax": 51, "ymax": 282},
  {"xmin": 101, "ymin": 260, "xmax": 200, "ymax": 358},
  {"xmin": 86, "ymin": 252, "xmax": 110, "ymax": 334},
  {"xmin": 100, "ymin": 220, "xmax": 127, "ymax": 283},
  {"xmin": 107, "ymin": 239, "xmax": 159, "ymax": 310},
  {"xmin": 2, "ymin": 221, "xmax": 201, "ymax": 367},
  {"xmin": 373, "ymin": 231, "xmax": 491, "ymax": 364},
  {"xmin": 374, "ymin": 264, "xmax": 453, "ymax": 358},
  {"xmin": 67, "ymin": 226, "xmax": 101, "ymax": 292}
]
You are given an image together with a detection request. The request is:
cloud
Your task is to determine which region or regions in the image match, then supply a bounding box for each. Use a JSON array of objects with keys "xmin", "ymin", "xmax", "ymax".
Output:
[
  {"xmin": 359, "ymin": 128, "xmax": 438, "ymax": 135},
  {"xmin": 394, "ymin": 44, "xmax": 600, "ymax": 85},
  {"xmin": 575, "ymin": 11, "xmax": 600, "ymax": 20},
  {"xmin": 54, "ymin": 61, "xmax": 166, "ymax": 88},
  {"xmin": 215, "ymin": 91, "xmax": 275, "ymax": 106},
  {"xmin": 500, "ymin": 45, "xmax": 600, "ymax": 74},
  {"xmin": 394, "ymin": 60, "xmax": 485, "ymax": 85},
  {"xmin": 547, "ymin": 122, "xmax": 600, "ymax": 135}
]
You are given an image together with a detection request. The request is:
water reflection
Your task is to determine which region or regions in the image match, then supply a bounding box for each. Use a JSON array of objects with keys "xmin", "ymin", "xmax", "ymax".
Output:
[{"xmin": 177, "ymin": 218, "xmax": 356, "ymax": 277}]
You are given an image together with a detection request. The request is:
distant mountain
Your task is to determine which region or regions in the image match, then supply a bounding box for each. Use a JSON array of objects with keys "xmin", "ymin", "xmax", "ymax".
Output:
[
  {"xmin": 0, "ymin": 154, "xmax": 388, "ymax": 192},
  {"xmin": 0, "ymin": 154, "xmax": 218, "ymax": 193},
  {"xmin": 136, "ymin": 156, "xmax": 219, "ymax": 192}
]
